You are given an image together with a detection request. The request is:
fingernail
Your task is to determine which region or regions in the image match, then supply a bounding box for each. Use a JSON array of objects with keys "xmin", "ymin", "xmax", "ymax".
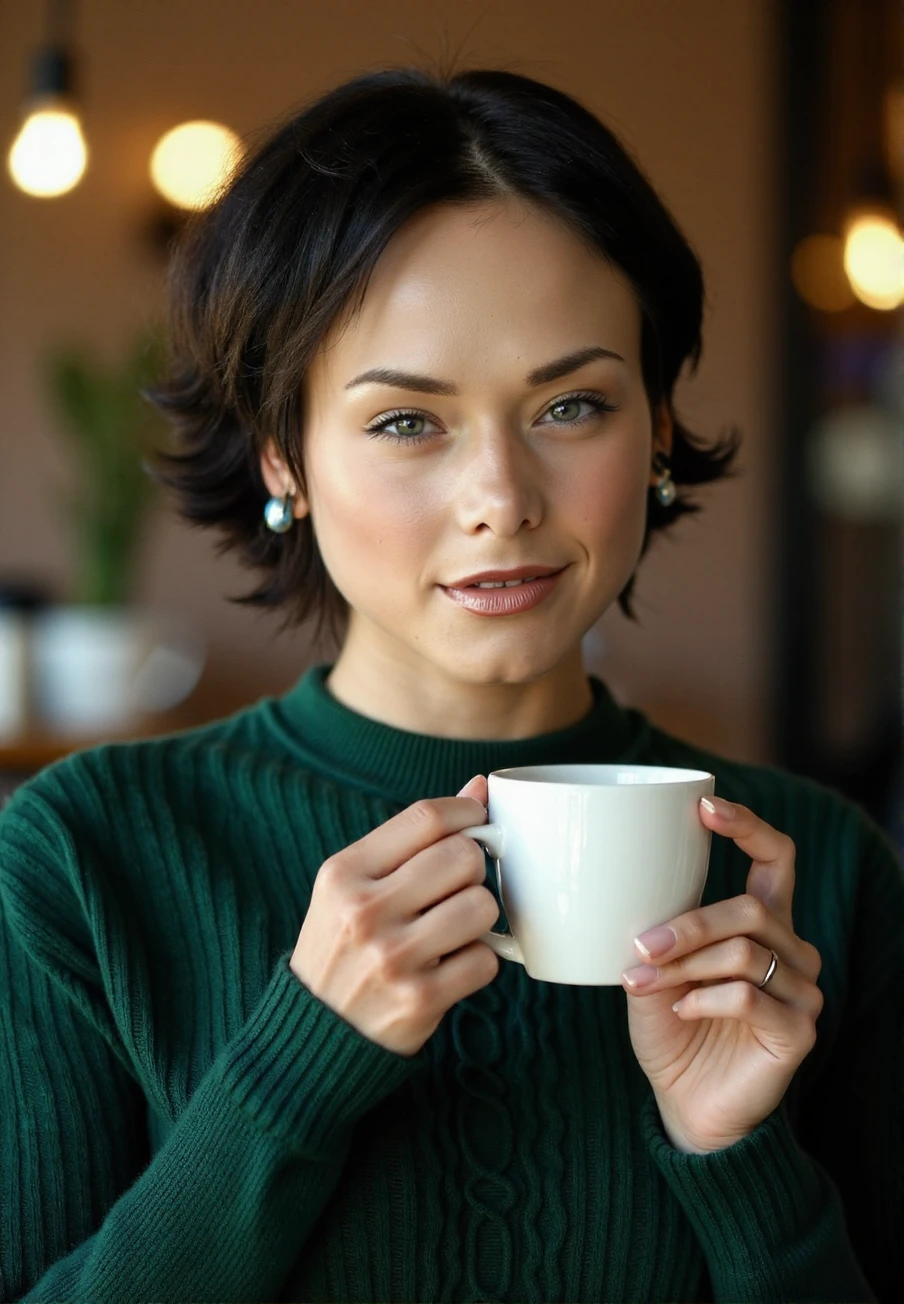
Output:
[
  {"xmin": 634, "ymin": 925, "xmax": 677, "ymax": 959},
  {"xmin": 622, "ymin": 964, "xmax": 659, "ymax": 988},
  {"xmin": 456, "ymin": 775, "xmax": 481, "ymax": 797},
  {"xmin": 700, "ymin": 795, "xmax": 735, "ymax": 819}
]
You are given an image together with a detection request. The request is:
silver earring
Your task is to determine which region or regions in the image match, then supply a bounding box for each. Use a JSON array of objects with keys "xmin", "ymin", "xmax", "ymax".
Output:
[
  {"xmin": 264, "ymin": 491, "xmax": 295, "ymax": 533},
  {"xmin": 652, "ymin": 454, "xmax": 677, "ymax": 507}
]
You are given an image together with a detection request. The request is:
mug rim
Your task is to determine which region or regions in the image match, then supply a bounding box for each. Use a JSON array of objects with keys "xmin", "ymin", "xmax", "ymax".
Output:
[{"xmin": 488, "ymin": 763, "xmax": 714, "ymax": 786}]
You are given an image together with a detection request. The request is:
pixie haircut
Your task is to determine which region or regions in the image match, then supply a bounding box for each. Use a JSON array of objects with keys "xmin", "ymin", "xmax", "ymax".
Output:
[{"xmin": 147, "ymin": 64, "xmax": 740, "ymax": 646}]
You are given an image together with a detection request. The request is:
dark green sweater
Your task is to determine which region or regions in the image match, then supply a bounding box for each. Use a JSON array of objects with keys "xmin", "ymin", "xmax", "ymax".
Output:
[{"xmin": 0, "ymin": 666, "xmax": 901, "ymax": 1303}]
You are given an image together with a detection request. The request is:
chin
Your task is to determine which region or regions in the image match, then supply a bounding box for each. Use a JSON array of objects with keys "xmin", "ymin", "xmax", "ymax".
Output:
[{"xmin": 431, "ymin": 639, "xmax": 569, "ymax": 688}]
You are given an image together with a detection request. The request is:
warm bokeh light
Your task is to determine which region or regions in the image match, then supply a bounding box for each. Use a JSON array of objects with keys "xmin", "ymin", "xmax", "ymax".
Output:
[
  {"xmin": 790, "ymin": 233, "xmax": 856, "ymax": 312},
  {"xmin": 7, "ymin": 107, "xmax": 88, "ymax": 197},
  {"xmin": 149, "ymin": 120, "xmax": 243, "ymax": 211},
  {"xmin": 842, "ymin": 211, "xmax": 904, "ymax": 310}
]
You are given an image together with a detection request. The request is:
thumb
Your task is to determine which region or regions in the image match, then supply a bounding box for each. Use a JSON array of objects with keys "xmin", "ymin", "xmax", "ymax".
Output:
[
  {"xmin": 456, "ymin": 774, "xmax": 488, "ymax": 806},
  {"xmin": 746, "ymin": 860, "xmax": 784, "ymax": 915}
]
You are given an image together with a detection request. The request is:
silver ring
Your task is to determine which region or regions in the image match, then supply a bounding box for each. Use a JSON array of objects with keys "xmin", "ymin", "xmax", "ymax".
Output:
[{"xmin": 756, "ymin": 949, "xmax": 779, "ymax": 989}]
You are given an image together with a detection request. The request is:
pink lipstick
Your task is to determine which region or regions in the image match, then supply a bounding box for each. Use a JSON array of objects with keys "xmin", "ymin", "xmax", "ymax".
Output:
[{"xmin": 440, "ymin": 567, "xmax": 566, "ymax": 616}]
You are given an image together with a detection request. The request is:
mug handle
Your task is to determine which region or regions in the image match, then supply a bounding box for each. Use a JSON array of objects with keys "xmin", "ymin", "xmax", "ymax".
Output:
[{"xmin": 459, "ymin": 823, "xmax": 525, "ymax": 967}]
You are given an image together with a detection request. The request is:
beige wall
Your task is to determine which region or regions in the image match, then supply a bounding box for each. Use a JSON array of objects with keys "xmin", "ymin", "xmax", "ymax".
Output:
[{"xmin": 0, "ymin": 0, "xmax": 779, "ymax": 762}]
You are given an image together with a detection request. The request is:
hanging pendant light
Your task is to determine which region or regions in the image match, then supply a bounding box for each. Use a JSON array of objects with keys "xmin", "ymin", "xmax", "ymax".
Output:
[{"xmin": 7, "ymin": 0, "xmax": 88, "ymax": 199}]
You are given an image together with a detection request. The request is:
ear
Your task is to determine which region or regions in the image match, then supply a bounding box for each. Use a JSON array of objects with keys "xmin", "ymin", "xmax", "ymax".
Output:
[
  {"xmin": 648, "ymin": 400, "xmax": 674, "ymax": 488},
  {"xmin": 260, "ymin": 439, "xmax": 310, "ymax": 519}
]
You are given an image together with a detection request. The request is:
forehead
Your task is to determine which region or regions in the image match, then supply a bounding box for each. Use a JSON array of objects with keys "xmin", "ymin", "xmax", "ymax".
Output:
[{"xmin": 307, "ymin": 199, "xmax": 642, "ymax": 394}]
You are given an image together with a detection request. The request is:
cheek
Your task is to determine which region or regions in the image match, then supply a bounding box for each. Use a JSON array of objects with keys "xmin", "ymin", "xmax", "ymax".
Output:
[
  {"xmin": 306, "ymin": 443, "xmax": 438, "ymax": 580},
  {"xmin": 560, "ymin": 432, "xmax": 650, "ymax": 553}
]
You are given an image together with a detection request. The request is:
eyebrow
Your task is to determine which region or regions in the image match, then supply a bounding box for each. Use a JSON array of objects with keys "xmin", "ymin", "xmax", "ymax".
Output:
[{"xmin": 343, "ymin": 345, "xmax": 625, "ymax": 395}]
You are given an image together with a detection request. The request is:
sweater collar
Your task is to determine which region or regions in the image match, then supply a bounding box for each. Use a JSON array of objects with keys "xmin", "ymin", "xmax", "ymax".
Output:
[{"xmin": 262, "ymin": 663, "xmax": 653, "ymax": 806}]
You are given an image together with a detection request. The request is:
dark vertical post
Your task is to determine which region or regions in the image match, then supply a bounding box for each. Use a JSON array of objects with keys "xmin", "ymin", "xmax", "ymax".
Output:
[{"xmin": 774, "ymin": 0, "xmax": 829, "ymax": 771}]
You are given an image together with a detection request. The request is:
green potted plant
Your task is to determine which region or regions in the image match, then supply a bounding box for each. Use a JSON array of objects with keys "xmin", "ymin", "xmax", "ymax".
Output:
[
  {"xmin": 46, "ymin": 325, "xmax": 166, "ymax": 607},
  {"xmin": 31, "ymin": 326, "xmax": 204, "ymax": 734}
]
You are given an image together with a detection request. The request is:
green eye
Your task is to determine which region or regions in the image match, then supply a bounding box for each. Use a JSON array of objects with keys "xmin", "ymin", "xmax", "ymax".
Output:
[
  {"xmin": 365, "ymin": 409, "xmax": 436, "ymax": 444},
  {"xmin": 541, "ymin": 392, "xmax": 621, "ymax": 426}
]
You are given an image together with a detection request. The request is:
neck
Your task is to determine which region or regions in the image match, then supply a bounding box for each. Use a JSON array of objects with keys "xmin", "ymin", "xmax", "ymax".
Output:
[{"xmin": 325, "ymin": 637, "xmax": 595, "ymax": 741}]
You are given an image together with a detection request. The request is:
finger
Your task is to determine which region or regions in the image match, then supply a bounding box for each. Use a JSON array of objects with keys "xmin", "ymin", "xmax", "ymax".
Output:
[
  {"xmin": 407, "ymin": 881, "xmax": 501, "ymax": 968},
  {"xmin": 699, "ymin": 797, "xmax": 796, "ymax": 928},
  {"xmin": 634, "ymin": 892, "xmax": 822, "ymax": 984},
  {"xmin": 623, "ymin": 935, "xmax": 824, "ymax": 1018},
  {"xmin": 457, "ymin": 774, "xmax": 488, "ymax": 806},
  {"xmin": 388, "ymin": 830, "xmax": 489, "ymax": 917},
  {"xmin": 339, "ymin": 790, "xmax": 489, "ymax": 880},
  {"xmin": 671, "ymin": 979, "xmax": 819, "ymax": 1056},
  {"xmin": 426, "ymin": 937, "xmax": 501, "ymax": 1003}
]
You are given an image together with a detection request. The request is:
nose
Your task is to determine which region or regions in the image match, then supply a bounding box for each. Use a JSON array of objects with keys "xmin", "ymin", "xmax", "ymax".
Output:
[{"xmin": 453, "ymin": 425, "xmax": 544, "ymax": 537}]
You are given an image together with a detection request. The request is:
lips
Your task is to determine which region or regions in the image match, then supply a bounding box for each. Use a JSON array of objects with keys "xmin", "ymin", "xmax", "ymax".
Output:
[
  {"xmin": 439, "ymin": 568, "xmax": 567, "ymax": 616},
  {"xmin": 445, "ymin": 564, "xmax": 565, "ymax": 588}
]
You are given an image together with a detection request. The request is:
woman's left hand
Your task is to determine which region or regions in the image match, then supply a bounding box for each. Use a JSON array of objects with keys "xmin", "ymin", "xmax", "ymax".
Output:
[{"xmin": 621, "ymin": 796, "xmax": 824, "ymax": 1154}]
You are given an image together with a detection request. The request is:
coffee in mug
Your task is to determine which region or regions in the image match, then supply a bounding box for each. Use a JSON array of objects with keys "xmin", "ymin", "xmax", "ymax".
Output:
[{"xmin": 460, "ymin": 763, "xmax": 715, "ymax": 984}]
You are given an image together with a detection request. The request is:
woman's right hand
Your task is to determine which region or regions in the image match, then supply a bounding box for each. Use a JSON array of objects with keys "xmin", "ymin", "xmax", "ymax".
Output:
[{"xmin": 289, "ymin": 775, "xmax": 499, "ymax": 1057}]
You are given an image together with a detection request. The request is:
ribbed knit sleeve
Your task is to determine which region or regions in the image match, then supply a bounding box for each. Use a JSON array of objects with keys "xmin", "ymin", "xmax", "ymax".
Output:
[
  {"xmin": 0, "ymin": 777, "xmax": 422, "ymax": 1303},
  {"xmin": 642, "ymin": 1098, "xmax": 875, "ymax": 1302},
  {"xmin": 640, "ymin": 797, "xmax": 904, "ymax": 1304}
]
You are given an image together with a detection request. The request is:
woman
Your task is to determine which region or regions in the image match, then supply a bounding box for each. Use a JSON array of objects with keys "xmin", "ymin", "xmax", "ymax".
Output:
[{"xmin": 0, "ymin": 65, "xmax": 900, "ymax": 1304}]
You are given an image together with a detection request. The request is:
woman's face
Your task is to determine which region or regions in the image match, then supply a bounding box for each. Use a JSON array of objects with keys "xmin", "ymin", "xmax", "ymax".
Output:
[{"xmin": 263, "ymin": 197, "xmax": 670, "ymax": 690}]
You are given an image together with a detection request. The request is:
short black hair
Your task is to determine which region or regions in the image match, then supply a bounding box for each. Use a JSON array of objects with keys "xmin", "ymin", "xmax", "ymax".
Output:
[{"xmin": 146, "ymin": 63, "xmax": 741, "ymax": 648}]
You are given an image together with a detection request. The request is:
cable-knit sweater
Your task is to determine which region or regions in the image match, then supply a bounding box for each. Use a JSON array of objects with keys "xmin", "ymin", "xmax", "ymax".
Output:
[{"xmin": 0, "ymin": 665, "xmax": 901, "ymax": 1303}]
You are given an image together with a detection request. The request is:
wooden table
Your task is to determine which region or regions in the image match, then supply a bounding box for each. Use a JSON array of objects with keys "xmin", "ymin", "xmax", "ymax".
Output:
[{"xmin": 0, "ymin": 708, "xmax": 204, "ymax": 801}]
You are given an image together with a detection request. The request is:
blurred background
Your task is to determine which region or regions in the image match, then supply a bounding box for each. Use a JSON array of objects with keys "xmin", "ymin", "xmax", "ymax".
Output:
[{"xmin": 0, "ymin": 0, "xmax": 901, "ymax": 845}]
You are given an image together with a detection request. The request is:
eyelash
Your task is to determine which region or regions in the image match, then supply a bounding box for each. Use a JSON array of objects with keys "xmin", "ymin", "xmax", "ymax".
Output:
[{"xmin": 364, "ymin": 390, "xmax": 621, "ymax": 445}]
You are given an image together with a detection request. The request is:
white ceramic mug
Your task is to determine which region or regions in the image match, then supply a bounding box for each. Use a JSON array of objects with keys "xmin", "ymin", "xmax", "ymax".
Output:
[{"xmin": 461, "ymin": 763, "xmax": 715, "ymax": 985}]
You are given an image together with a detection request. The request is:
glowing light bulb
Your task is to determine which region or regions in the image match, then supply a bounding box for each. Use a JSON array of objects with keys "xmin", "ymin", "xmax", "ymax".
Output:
[
  {"xmin": 7, "ymin": 105, "xmax": 87, "ymax": 197},
  {"xmin": 842, "ymin": 212, "xmax": 904, "ymax": 310},
  {"xmin": 150, "ymin": 121, "xmax": 243, "ymax": 211}
]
